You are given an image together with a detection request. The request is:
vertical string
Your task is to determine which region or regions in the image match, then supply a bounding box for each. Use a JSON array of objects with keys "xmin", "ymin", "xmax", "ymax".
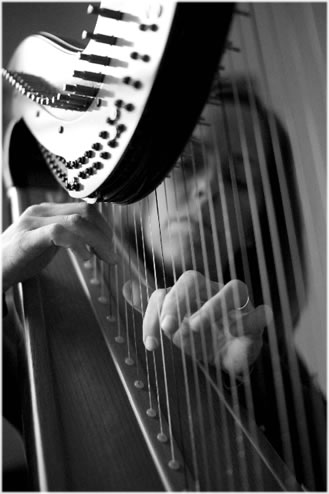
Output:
[
  {"xmin": 132, "ymin": 204, "xmax": 156, "ymax": 416},
  {"xmin": 270, "ymin": 5, "xmax": 326, "ymax": 381},
  {"xmin": 248, "ymin": 5, "xmax": 317, "ymax": 487},
  {"xmin": 97, "ymin": 203, "xmax": 108, "ymax": 305},
  {"xmin": 233, "ymin": 5, "xmax": 315, "ymax": 485},
  {"xmin": 144, "ymin": 194, "xmax": 179, "ymax": 469},
  {"xmin": 269, "ymin": 4, "xmax": 326, "ymax": 480},
  {"xmin": 106, "ymin": 203, "xmax": 117, "ymax": 324},
  {"xmin": 116, "ymin": 204, "xmax": 133, "ymax": 363},
  {"xmin": 163, "ymin": 166, "xmax": 228, "ymax": 489},
  {"xmin": 248, "ymin": 5, "xmax": 322, "ymax": 487},
  {"xmin": 199, "ymin": 118, "xmax": 250, "ymax": 490},
  {"xmin": 166, "ymin": 173, "xmax": 214, "ymax": 489},
  {"xmin": 180, "ymin": 141, "xmax": 235, "ymax": 489},
  {"xmin": 205, "ymin": 88, "xmax": 264, "ymax": 488},
  {"xmin": 136, "ymin": 201, "xmax": 167, "ymax": 431},
  {"xmin": 109, "ymin": 203, "xmax": 122, "ymax": 335},
  {"xmin": 232, "ymin": 9, "xmax": 295, "ymax": 475},
  {"xmin": 161, "ymin": 179, "xmax": 201, "ymax": 491},
  {"xmin": 125, "ymin": 207, "xmax": 143, "ymax": 385}
]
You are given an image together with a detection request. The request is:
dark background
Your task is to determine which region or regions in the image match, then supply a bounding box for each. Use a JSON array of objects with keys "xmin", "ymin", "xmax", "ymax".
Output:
[{"xmin": 2, "ymin": 2, "xmax": 99, "ymax": 65}]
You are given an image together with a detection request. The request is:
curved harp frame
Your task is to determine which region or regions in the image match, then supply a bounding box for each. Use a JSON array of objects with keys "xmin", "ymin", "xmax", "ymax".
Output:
[{"xmin": 3, "ymin": 1, "xmax": 234, "ymax": 203}]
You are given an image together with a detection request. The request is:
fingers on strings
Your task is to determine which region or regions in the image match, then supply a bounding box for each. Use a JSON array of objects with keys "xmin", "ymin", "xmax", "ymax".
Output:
[
  {"xmin": 127, "ymin": 272, "xmax": 272, "ymax": 356},
  {"xmin": 20, "ymin": 202, "xmax": 118, "ymax": 264}
]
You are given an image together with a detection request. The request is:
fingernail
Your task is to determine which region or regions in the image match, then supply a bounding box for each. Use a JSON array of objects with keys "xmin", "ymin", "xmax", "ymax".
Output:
[
  {"xmin": 161, "ymin": 315, "xmax": 177, "ymax": 334},
  {"xmin": 145, "ymin": 336, "xmax": 159, "ymax": 351},
  {"xmin": 237, "ymin": 295, "xmax": 250, "ymax": 311},
  {"xmin": 122, "ymin": 281, "xmax": 132, "ymax": 301}
]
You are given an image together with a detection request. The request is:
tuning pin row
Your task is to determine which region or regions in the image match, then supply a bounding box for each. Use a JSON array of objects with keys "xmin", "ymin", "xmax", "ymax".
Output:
[
  {"xmin": 2, "ymin": 68, "xmax": 58, "ymax": 102},
  {"xmin": 39, "ymin": 144, "xmax": 70, "ymax": 186},
  {"xmin": 2, "ymin": 68, "xmax": 93, "ymax": 112}
]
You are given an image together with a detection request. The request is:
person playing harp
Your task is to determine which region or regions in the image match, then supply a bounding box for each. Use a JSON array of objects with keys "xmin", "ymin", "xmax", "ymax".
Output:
[{"xmin": 2, "ymin": 79, "xmax": 326, "ymax": 491}]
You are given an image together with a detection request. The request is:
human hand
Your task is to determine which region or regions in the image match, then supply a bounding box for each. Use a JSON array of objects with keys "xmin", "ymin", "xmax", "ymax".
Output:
[
  {"xmin": 123, "ymin": 271, "xmax": 273, "ymax": 375},
  {"xmin": 2, "ymin": 202, "xmax": 117, "ymax": 291}
]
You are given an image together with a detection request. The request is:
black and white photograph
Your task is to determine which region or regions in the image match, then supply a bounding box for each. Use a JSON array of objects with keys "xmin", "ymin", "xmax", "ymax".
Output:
[{"xmin": 2, "ymin": 2, "xmax": 326, "ymax": 491}]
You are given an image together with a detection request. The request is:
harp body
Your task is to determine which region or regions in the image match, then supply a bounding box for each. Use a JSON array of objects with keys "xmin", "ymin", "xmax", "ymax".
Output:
[{"xmin": 2, "ymin": 2, "xmax": 326, "ymax": 492}]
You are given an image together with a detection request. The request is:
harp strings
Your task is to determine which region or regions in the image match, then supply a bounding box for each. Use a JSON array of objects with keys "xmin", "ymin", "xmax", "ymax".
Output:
[
  {"xmin": 174, "ymin": 148, "xmax": 253, "ymax": 488},
  {"xmin": 161, "ymin": 181, "xmax": 203, "ymax": 490},
  {"xmin": 126, "ymin": 206, "xmax": 142, "ymax": 378},
  {"xmin": 163, "ymin": 168, "xmax": 222, "ymax": 488},
  {"xmin": 269, "ymin": 3, "xmax": 326, "ymax": 305},
  {"xmin": 207, "ymin": 105, "xmax": 274, "ymax": 488},
  {"xmin": 302, "ymin": 4, "xmax": 326, "ymax": 90},
  {"xmin": 154, "ymin": 182, "xmax": 210, "ymax": 488},
  {"xmin": 234, "ymin": 3, "xmax": 321, "ymax": 487},
  {"xmin": 285, "ymin": 9, "xmax": 326, "ymax": 209},
  {"xmin": 206, "ymin": 94, "xmax": 266, "ymax": 488},
  {"xmin": 178, "ymin": 145, "xmax": 235, "ymax": 489},
  {"xmin": 135, "ymin": 201, "xmax": 168, "ymax": 434},
  {"xmin": 230, "ymin": 6, "xmax": 297, "ymax": 476},
  {"xmin": 267, "ymin": 1, "xmax": 326, "ymax": 461},
  {"xmin": 131, "ymin": 204, "xmax": 155, "ymax": 412},
  {"xmin": 249, "ymin": 5, "xmax": 317, "ymax": 486},
  {"xmin": 186, "ymin": 144, "xmax": 242, "ymax": 491},
  {"xmin": 194, "ymin": 123, "xmax": 250, "ymax": 488},
  {"xmin": 55, "ymin": 3, "xmax": 324, "ymax": 490},
  {"xmin": 224, "ymin": 39, "xmax": 296, "ymax": 475},
  {"xmin": 144, "ymin": 194, "xmax": 181, "ymax": 468}
]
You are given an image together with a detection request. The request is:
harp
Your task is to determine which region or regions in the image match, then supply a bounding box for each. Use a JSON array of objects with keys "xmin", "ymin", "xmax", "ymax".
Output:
[{"xmin": 2, "ymin": 2, "xmax": 326, "ymax": 491}]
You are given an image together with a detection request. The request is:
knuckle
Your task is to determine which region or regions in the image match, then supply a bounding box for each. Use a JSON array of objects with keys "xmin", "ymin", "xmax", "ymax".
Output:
[
  {"xmin": 17, "ymin": 217, "xmax": 31, "ymax": 230},
  {"xmin": 227, "ymin": 279, "xmax": 247, "ymax": 294},
  {"xmin": 23, "ymin": 204, "xmax": 41, "ymax": 217},
  {"xmin": 78, "ymin": 201, "xmax": 95, "ymax": 219},
  {"xmin": 49, "ymin": 223, "xmax": 64, "ymax": 239},
  {"xmin": 180, "ymin": 270, "xmax": 202, "ymax": 285},
  {"xmin": 68, "ymin": 213, "xmax": 84, "ymax": 228},
  {"xmin": 149, "ymin": 288, "xmax": 166, "ymax": 305}
]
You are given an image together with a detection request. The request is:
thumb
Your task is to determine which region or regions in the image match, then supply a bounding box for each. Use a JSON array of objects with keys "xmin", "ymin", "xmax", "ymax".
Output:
[{"xmin": 122, "ymin": 279, "xmax": 152, "ymax": 315}]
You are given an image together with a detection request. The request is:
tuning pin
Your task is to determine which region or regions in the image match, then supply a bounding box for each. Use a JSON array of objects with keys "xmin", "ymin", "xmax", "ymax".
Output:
[
  {"xmin": 82, "ymin": 30, "xmax": 118, "ymax": 46},
  {"xmin": 79, "ymin": 52, "xmax": 128, "ymax": 68},
  {"xmin": 87, "ymin": 4, "xmax": 139, "ymax": 23},
  {"xmin": 65, "ymin": 83, "xmax": 99, "ymax": 97},
  {"xmin": 73, "ymin": 69, "xmax": 105, "ymax": 84},
  {"xmin": 50, "ymin": 93, "xmax": 90, "ymax": 111},
  {"xmin": 80, "ymin": 52, "xmax": 111, "ymax": 66},
  {"xmin": 82, "ymin": 30, "xmax": 132, "ymax": 47}
]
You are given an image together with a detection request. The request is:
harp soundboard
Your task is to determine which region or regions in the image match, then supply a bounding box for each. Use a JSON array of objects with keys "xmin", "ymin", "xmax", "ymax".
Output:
[{"xmin": 2, "ymin": 2, "xmax": 326, "ymax": 491}]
